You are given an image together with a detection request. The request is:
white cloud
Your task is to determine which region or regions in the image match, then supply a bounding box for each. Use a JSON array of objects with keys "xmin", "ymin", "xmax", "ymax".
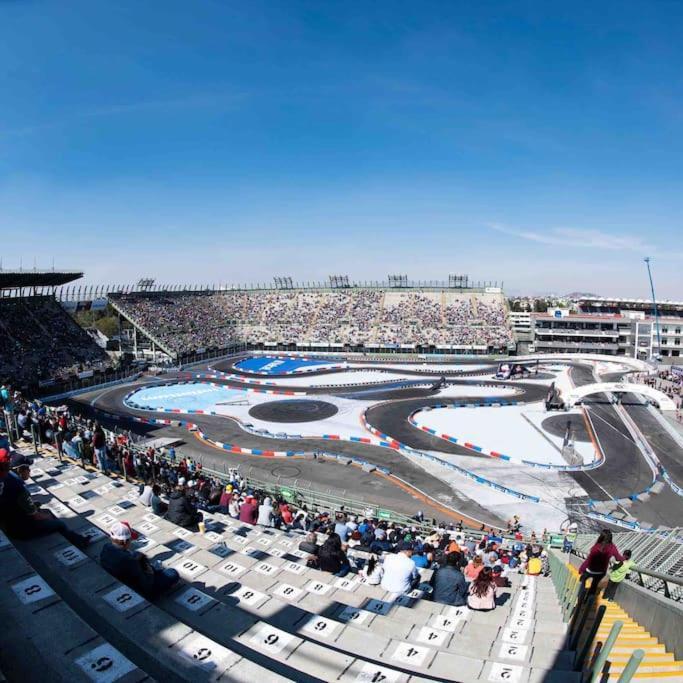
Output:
[{"xmin": 487, "ymin": 222, "xmax": 681, "ymax": 258}]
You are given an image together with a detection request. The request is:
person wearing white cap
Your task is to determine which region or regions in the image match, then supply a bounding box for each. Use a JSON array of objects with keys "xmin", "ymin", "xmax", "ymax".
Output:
[{"xmin": 100, "ymin": 522, "xmax": 179, "ymax": 599}]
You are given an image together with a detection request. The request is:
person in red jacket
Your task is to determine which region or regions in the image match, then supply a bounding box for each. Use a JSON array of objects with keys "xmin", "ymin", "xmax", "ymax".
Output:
[
  {"xmin": 238, "ymin": 496, "xmax": 258, "ymax": 525},
  {"xmin": 579, "ymin": 529, "xmax": 624, "ymax": 595}
]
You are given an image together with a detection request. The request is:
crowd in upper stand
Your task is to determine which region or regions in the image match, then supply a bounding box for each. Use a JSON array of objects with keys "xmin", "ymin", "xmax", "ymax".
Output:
[
  {"xmin": 0, "ymin": 296, "xmax": 109, "ymax": 388},
  {"xmin": 111, "ymin": 288, "xmax": 514, "ymax": 356}
]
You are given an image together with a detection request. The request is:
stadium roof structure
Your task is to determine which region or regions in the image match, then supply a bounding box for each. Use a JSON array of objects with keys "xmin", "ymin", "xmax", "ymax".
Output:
[
  {"xmin": 0, "ymin": 270, "xmax": 83, "ymax": 290},
  {"xmin": 579, "ymin": 295, "xmax": 683, "ymax": 309}
]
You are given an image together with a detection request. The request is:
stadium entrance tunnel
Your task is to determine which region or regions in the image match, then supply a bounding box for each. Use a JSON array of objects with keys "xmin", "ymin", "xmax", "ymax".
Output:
[{"xmin": 566, "ymin": 381, "xmax": 677, "ymax": 411}]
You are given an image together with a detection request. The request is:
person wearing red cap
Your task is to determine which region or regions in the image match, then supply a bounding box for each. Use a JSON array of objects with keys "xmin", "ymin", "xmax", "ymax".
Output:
[{"xmin": 0, "ymin": 448, "xmax": 89, "ymax": 549}]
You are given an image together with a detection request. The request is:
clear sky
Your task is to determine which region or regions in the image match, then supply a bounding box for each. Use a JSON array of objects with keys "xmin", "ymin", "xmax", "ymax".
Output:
[{"xmin": 1, "ymin": 1, "xmax": 682, "ymax": 297}]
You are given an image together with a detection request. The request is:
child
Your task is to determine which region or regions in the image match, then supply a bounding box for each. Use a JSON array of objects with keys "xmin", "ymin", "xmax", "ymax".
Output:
[{"xmin": 603, "ymin": 549, "xmax": 634, "ymax": 601}]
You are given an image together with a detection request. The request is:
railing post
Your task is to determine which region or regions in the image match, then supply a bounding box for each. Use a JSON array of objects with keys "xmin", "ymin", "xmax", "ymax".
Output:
[
  {"xmin": 616, "ymin": 649, "xmax": 644, "ymax": 683},
  {"xmin": 589, "ymin": 620, "xmax": 622, "ymax": 683},
  {"xmin": 568, "ymin": 594, "xmax": 594, "ymax": 651},
  {"xmin": 575, "ymin": 604, "xmax": 606, "ymax": 671}
]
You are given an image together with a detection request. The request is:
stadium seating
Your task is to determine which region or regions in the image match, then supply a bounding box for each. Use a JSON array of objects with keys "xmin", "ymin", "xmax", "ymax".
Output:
[
  {"xmin": 1, "ymin": 447, "xmax": 588, "ymax": 683},
  {"xmin": 109, "ymin": 289, "xmax": 514, "ymax": 356},
  {"xmin": 0, "ymin": 296, "xmax": 109, "ymax": 387}
]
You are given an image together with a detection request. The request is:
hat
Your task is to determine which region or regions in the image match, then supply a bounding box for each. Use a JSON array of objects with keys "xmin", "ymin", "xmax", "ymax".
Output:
[
  {"xmin": 492, "ymin": 565, "xmax": 503, "ymax": 573},
  {"xmin": 0, "ymin": 448, "xmax": 10, "ymax": 465},
  {"xmin": 109, "ymin": 522, "xmax": 132, "ymax": 541}
]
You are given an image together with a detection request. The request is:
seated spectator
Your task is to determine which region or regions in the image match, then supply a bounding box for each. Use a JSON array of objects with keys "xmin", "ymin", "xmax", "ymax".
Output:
[
  {"xmin": 228, "ymin": 494, "xmax": 240, "ymax": 519},
  {"xmin": 347, "ymin": 530, "xmax": 363, "ymax": 550},
  {"xmin": 369, "ymin": 528, "xmax": 393, "ymax": 554},
  {"xmin": 238, "ymin": 496, "xmax": 258, "ymax": 525},
  {"xmin": 299, "ymin": 531, "xmax": 319, "ymax": 556},
  {"xmin": 101, "ymin": 522, "xmax": 179, "ymax": 599},
  {"xmin": 381, "ymin": 541, "xmax": 420, "ymax": 594},
  {"xmin": 165, "ymin": 480, "xmax": 203, "ymax": 530},
  {"xmin": 138, "ymin": 482, "xmax": 154, "ymax": 507},
  {"xmin": 359, "ymin": 555, "xmax": 384, "ymax": 585},
  {"xmin": 0, "ymin": 449, "xmax": 90, "ymax": 549},
  {"xmin": 464, "ymin": 554, "xmax": 484, "ymax": 582},
  {"xmin": 334, "ymin": 513, "xmax": 350, "ymax": 542},
  {"xmin": 150, "ymin": 484, "xmax": 167, "ymax": 516},
  {"xmin": 257, "ymin": 497, "xmax": 274, "ymax": 527},
  {"xmin": 318, "ymin": 533, "xmax": 351, "ymax": 577},
  {"xmin": 412, "ymin": 547, "xmax": 430, "ymax": 569},
  {"xmin": 467, "ymin": 566, "xmax": 497, "ymax": 611},
  {"xmin": 491, "ymin": 565, "xmax": 510, "ymax": 587},
  {"xmin": 280, "ymin": 502, "xmax": 293, "ymax": 526},
  {"xmin": 432, "ymin": 552, "xmax": 468, "ymax": 606}
]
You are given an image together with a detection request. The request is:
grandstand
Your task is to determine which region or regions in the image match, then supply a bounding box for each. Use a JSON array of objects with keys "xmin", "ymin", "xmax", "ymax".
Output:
[
  {"xmin": 0, "ymin": 271, "xmax": 110, "ymax": 389},
  {"xmin": 1, "ymin": 419, "xmax": 681, "ymax": 682},
  {"xmin": 108, "ymin": 282, "xmax": 515, "ymax": 360}
]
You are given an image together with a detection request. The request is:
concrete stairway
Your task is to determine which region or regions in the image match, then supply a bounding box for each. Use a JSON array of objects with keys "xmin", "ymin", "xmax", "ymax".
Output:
[
  {"xmin": 9, "ymin": 450, "xmax": 582, "ymax": 682},
  {"xmin": 0, "ymin": 530, "xmax": 151, "ymax": 682}
]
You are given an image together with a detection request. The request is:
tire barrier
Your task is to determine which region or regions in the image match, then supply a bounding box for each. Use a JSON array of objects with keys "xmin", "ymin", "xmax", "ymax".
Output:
[
  {"xmin": 360, "ymin": 410, "xmax": 541, "ymax": 503},
  {"xmin": 407, "ymin": 403, "xmax": 605, "ymax": 472}
]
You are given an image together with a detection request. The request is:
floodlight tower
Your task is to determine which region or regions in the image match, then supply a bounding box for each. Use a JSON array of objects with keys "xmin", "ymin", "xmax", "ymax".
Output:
[{"xmin": 644, "ymin": 257, "xmax": 662, "ymax": 360}]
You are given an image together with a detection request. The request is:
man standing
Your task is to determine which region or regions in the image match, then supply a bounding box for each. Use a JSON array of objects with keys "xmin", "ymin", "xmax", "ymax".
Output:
[{"xmin": 92, "ymin": 423, "xmax": 108, "ymax": 474}]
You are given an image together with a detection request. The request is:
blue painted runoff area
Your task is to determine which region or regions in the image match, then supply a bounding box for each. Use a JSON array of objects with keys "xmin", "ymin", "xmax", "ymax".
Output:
[{"xmin": 235, "ymin": 356, "xmax": 334, "ymax": 375}]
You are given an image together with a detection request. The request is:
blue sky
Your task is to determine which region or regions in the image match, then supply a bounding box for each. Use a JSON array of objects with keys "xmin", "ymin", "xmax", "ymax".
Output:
[{"xmin": 1, "ymin": 1, "xmax": 682, "ymax": 296}]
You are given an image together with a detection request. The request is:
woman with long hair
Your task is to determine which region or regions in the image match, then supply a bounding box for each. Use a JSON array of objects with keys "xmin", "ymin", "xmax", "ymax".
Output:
[
  {"xmin": 467, "ymin": 566, "xmax": 497, "ymax": 611},
  {"xmin": 360, "ymin": 554, "xmax": 384, "ymax": 585},
  {"xmin": 318, "ymin": 532, "xmax": 351, "ymax": 577},
  {"xmin": 579, "ymin": 529, "xmax": 624, "ymax": 595}
]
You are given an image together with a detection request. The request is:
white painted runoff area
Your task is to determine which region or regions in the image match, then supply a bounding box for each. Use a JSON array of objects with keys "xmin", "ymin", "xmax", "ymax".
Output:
[
  {"xmin": 403, "ymin": 448, "xmax": 581, "ymax": 533},
  {"xmin": 412, "ymin": 401, "xmax": 596, "ymax": 467}
]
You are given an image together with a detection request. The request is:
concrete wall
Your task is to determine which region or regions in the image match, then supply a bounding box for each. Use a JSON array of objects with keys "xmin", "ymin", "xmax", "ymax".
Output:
[{"xmin": 611, "ymin": 579, "xmax": 683, "ymax": 660}]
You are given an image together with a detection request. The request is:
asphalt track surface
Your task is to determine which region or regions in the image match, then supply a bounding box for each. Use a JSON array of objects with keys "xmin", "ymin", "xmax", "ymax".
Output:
[
  {"xmin": 214, "ymin": 357, "xmax": 500, "ymax": 379},
  {"xmin": 70, "ymin": 358, "xmax": 683, "ymax": 529},
  {"xmin": 569, "ymin": 365, "xmax": 683, "ymax": 527},
  {"xmin": 364, "ymin": 380, "xmax": 548, "ymax": 456},
  {"xmin": 73, "ymin": 381, "xmax": 507, "ymax": 528}
]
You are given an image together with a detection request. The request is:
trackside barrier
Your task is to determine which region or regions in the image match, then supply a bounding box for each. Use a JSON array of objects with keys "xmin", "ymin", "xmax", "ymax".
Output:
[
  {"xmin": 122, "ymin": 377, "xmax": 541, "ymax": 502},
  {"xmin": 124, "ymin": 380, "xmax": 306, "ymax": 405},
  {"xmin": 361, "ymin": 410, "xmax": 542, "ymax": 503},
  {"xmin": 408, "ymin": 402, "xmax": 604, "ymax": 471}
]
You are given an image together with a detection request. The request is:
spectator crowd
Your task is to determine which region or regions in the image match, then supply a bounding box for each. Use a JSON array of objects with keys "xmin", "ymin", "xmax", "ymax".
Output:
[
  {"xmin": 111, "ymin": 288, "xmax": 514, "ymax": 356},
  {"xmin": 1, "ymin": 386, "xmax": 571, "ymax": 613},
  {"xmin": 0, "ymin": 296, "xmax": 110, "ymax": 388}
]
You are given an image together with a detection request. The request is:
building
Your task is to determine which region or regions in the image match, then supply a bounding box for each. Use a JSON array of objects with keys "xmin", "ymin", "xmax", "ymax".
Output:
[{"xmin": 531, "ymin": 298, "xmax": 683, "ymax": 360}]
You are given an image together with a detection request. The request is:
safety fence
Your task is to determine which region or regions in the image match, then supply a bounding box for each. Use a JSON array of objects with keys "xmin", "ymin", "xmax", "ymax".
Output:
[{"xmin": 572, "ymin": 529, "xmax": 683, "ymax": 601}]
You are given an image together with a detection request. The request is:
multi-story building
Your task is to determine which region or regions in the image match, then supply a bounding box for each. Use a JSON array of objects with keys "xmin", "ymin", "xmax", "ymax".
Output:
[{"xmin": 531, "ymin": 297, "xmax": 683, "ymax": 360}]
